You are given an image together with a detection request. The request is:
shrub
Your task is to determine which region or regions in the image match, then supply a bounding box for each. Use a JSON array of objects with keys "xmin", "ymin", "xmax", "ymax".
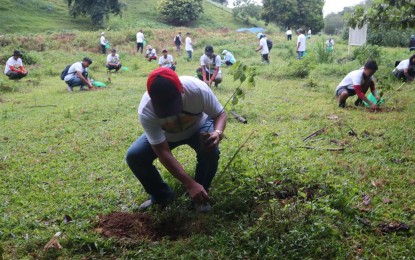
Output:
[
  {"xmin": 157, "ymin": 0, "xmax": 203, "ymax": 25},
  {"xmin": 352, "ymin": 44, "xmax": 382, "ymax": 65}
]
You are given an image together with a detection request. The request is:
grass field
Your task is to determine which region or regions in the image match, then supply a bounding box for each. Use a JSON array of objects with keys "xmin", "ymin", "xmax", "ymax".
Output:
[{"xmin": 1, "ymin": 28, "xmax": 415, "ymax": 259}]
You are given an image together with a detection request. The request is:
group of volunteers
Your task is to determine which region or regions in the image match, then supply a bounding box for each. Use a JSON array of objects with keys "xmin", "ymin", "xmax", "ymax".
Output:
[{"xmin": 3, "ymin": 28, "xmax": 414, "ymax": 214}]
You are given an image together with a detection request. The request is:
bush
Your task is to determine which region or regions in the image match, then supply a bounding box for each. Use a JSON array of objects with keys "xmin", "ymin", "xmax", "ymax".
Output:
[
  {"xmin": 157, "ymin": 0, "xmax": 203, "ymax": 25},
  {"xmin": 352, "ymin": 44, "xmax": 382, "ymax": 65}
]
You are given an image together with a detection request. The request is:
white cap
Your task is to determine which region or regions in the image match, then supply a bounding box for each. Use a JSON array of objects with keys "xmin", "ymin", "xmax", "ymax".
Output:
[
  {"xmin": 256, "ymin": 32, "xmax": 263, "ymax": 39},
  {"xmin": 222, "ymin": 50, "xmax": 228, "ymax": 54}
]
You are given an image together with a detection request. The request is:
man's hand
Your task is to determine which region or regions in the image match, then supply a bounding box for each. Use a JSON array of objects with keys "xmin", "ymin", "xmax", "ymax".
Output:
[
  {"xmin": 204, "ymin": 131, "xmax": 221, "ymax": 149},
  {"xmin": 186, "ymin": 181, "xmax": 210, "ymax": 203},
  {"xmin": 370, "ymin": 103, "xmax": 378, "ymax": 110}
]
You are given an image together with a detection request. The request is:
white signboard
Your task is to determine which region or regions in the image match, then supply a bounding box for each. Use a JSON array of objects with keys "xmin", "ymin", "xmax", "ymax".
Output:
[{"xmin": 348, "ymin": 24, "xmax": 368, "ymax": 46}]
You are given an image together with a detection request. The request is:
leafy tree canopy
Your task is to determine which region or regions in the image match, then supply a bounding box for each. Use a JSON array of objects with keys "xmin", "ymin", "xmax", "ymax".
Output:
[
  {"xmin": 233, "ymin": 0, "xmax": 261, "ymax": 21},
  {"xmin": 349, "ymin": 0, "xmax": 415, "ymax": 29},
  {"xmin": 324, "ymin": 13, "xmax": 344, "ymax": 35},
  {"xmin": 66, "ymin": 0, "xmax": 125, "ymax": 28},
  {"xmin": 157, "ymin": 0, "xmax": 204, "ymax": 25},
  {"xmin": 261, "ymin": 0, "xmax": 324, "ymax": 32}
]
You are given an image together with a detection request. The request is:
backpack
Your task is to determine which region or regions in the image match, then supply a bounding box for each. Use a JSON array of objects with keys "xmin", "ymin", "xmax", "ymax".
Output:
[
  {"xmin": 60, "ymin": 64, "xmax": 71, "ymax": 80},
  {"xmin": 174, "ymin": 35, "xmax": 181, "ymax": 45},
  {"xmin": 266, "ymin": 39, "xmax": 273, "ymax": 51}
]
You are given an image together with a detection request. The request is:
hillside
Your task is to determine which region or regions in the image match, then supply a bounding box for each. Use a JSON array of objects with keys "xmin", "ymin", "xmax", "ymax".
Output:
[{"xmin": 0, "ymin": 0, "xmax": 248, "ymax": 34}]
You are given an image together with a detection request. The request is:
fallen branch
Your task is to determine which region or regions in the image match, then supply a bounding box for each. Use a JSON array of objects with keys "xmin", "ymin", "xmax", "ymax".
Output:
[
  {"xmin": 230, "ymin": 111, "xmax": 247, "ymax": 124},
  {"xmin": 221, "ymin": 130, "xmax": 255, "ymax": 175},
  {"xmin": 293, "ymin": 146, "xmax": 345, "ymax": 151},
  {"xmin": 303, "ymin": 127, "xmax": 326, "ymax": 142}
]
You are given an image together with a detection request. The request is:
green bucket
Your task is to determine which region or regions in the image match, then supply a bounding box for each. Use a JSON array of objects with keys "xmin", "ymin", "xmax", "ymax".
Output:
[
  {"xmin": 105, "ymin": 42, "xmax": 110, "ymax": 49},
  {"xmin": 363, "ymin": 92, "xmax": 384, "ymax": 107},
  {"xmin": 92, "ymin": 81, "xmax": 107, "ymax": 87},
  {"xmin": 121, "ymin": 66, "xmax": 129, "ymax": 71}
]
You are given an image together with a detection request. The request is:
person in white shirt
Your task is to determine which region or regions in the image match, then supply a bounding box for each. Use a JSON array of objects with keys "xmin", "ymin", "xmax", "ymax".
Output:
[
  {"xmin": 64, "ymin": 57, "xmax": 93, "ymax": 92},
  {"xmin": 100, "ymin": 32, "xmax": 108, "ymax": 55},
  {"xmin": 286, "ymin": 28, "xmax": 292, "ymax": 41},
  {"xmin": 296, "ymin": 28, "xmax": 306, "ymax": 60},
  {"xmin": 393, "ymin": 54, "xmax": 415, "ymax": 82},
  {"xmin": 4, "ymin": 50, "xmax": 27, "ymax": 80},
  {"xmin": 255, "ymin": 33, "xmax": 269, "ymax": 63},
  {"xmin": 335, "ymin": 60, "xmax": 380, "ymax": 109},
  {"xmin": 222, "ymin": 50, "xmax": 236, "ymax": 66},
  {"xmin": 106, "ymin": 49, "xmax": 122, "ymax": 72},
  {"xmin": 173, "ymin": 32, "xmax": 183, "ymax": 56},
  {"xmin": 125, "ymin": 67, "xmax": 227, "ymax": 212},
  {"xmin": 145, "ymin": 45, "xmax": 157, "ymax": 62},
  {"xmin": 185, "ymin": 32, "xmax": 193, "ymax": 61},
  {"xmin": 196, "ymin": 45, "xmax": 222, "ymax": 87},
  {"xmin": 136, "ymin": 30, "xmax": 144, "ymax": 53},
  {"xmin": 326, "ymin": 37, "xmax": 334, "ymax": 52},
  {"xmin": 307, "ymin": 28, "xmax": 312, "ymax": 39},
  {"xmin": 158, "ymin": 49, "xmax": 176, "ymax": 71}
]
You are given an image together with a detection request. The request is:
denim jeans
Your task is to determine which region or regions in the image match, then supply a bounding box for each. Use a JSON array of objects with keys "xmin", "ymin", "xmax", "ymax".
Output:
[
  {"xmin": 126, "ymin": 118, "xmax": 220, "ymax": 203},
  {"xmin": 187, "ymin": 50, "xmax": 193, "ymax": 60},
  {"xmin": 65, "ymin": 75, "xmax": 85, "ymax": 88},
  {"xmin": 297, "ymin": 51, "xmax": 305, "ymax": 60}
]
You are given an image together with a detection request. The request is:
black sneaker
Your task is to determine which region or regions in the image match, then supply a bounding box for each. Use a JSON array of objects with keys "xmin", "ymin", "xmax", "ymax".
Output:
[
  {"xmin": 339, "ymin": 101, "xmax": 346, "ymax": 108},
  {"xmin": 354, "ymin": 98, "xmax": 363, "ymax": 106}
]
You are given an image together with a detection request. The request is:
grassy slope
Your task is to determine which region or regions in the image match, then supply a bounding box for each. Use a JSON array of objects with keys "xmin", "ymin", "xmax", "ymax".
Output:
[{"xmin": 0, "ymin": 0, "xmax": 248, "ymax": 34}]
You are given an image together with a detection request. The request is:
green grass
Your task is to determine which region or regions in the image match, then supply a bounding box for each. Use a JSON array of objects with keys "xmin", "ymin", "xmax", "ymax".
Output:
[
  {"xmin": 1, "ymin": 30, "xmax": 415, "ymax": 259},
  {"xmin": 0, "ymin": 0, "xmax": 250, "ymax": 34}
]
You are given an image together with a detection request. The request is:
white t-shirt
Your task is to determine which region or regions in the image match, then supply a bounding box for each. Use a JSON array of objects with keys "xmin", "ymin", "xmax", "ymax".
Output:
[
  {"xmin": 4, "ymin": 57, "xmax": 23, "ymax": 74},
  {"xmin": 158, "ymin": 55, "xmax": 174, "ymax": 68},
  {"xmin": 185, "ymin": 37, "xmax": 193, "ymax": 51},
  {"xmin": 396, "ymin": 59, "xmax": 410, "ymax": 71},
  {"xmin": 107, "ymin": 53, "xmax": 120, "ymax": 64},
  {"xmin": 224, "ymin": 52, "xmax": 236, "ymax": 63},
  {"xmin": 146, "ymin": 48, "xmax": 157, "ymax": 57},
  {"xmin": 138, "ymin": 76, "xmax": 224, "ymax": 145},
  {"xmin": 297, "ymin": 34, "xmax": 306, "ymax": 51},
  {"xmin": 336, "ymin": 69, "xmax": 374, "ymax": 91},
  {"xmin": 326, "ymin": 39, "xmax": 334, "ymax": 47},
  {"xmin": 286, "ymin": 30, "xmax": 292, "ymax": 35},
  {"xmin": 308, "ymin": 30, "xmax": 312, "ymax": 35},
  {"xmin": 200, "ymin": 54, "xmax": 222, "ymax": 74},
  {"xmin": 64, "ymin": 62, "xmax": 87, "ymax": 81},
  {"xmin": 100, "ymin": 36, "xmax": 106, "ymax": 45},
  {"xmin": 136, "ymin": 32, "xmax": 144, "ymax": 43},
  {"xmin": 259, "ymin": 38, "xmax": 269, "ymax": 55}
]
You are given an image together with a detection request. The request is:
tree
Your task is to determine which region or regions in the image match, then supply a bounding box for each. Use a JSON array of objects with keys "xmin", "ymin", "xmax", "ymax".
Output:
[
  {"xmin": 324, "ymin": 13, "xmax": 344, "ymax": 35},
  {"xmin": 66, "ymin": 0, "xmax": 125, "ymax": 28},
  {"xmin": 157, "ymin": 0, "xmax": 204, "ymax": 25},
  {"xmin": 211, "ymin": 0, "xmax": 228, "ymax": 5},
  {"xmin": 261, "ymin": 0, "xmax": 324, "ymax": 32},
  {"xmin": 232, "ymin": 0, "xmax": 261, "ymax": 21},
  {"xmin": 349, "ymin": 0, "xmax": 415, "ymax": 29}
]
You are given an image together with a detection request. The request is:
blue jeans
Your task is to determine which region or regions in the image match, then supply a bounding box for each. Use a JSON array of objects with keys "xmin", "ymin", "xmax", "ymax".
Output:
[
  {"xmin": 187, "ymin": 50, "xmax": 193, "ymax": 60},
  {"xmin": 65, "ymin": 75, "xmax": 85, "ymax": 88},
  {"xmin": 126, "ymin": 118, "xmax": 220, "ymax": 203},
  {"xmin": 297, "ymin": 51, "xmax": 305, "ymax": 60}
]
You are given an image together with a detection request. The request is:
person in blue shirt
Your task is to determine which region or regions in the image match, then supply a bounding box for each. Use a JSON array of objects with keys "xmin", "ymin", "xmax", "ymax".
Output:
[{"xmin": 222, "ymin": 50, "xmax": 236, "ymax": 66}]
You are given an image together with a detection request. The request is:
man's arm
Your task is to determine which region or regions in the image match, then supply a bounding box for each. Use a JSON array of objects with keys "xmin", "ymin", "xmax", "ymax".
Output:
[
  {"xmin": 297, "ymin": 41, "xmax": 301, "ymax": 51},
  {"xmin": 151, "ymin": 141, "xmax": 210, "ymax": 202},
  {"xmin": 209, "ymin": 66, "xmax": 220, "ymax": 85},
  {"xmin": 75, "ymin": 71, "xmax": 92, "ymax": 88},
  {"xmin": 201, "ymin": 65, "xmax": 207, "ymax": 82},
  {"xmin": 204, "ymin": 112, "xmax": 226, "ymax": 149},
  {"xmin": 354, "ymin": 85, "xmax": 377, "ymax": 109}
]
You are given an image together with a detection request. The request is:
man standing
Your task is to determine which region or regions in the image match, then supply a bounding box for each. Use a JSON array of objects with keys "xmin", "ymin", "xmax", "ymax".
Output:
[
  {"xmin": 136, "ymin": 30, "xmax": 145, "ymax": 54},
  {"xmin": 336, "ymin": 60, "xmax": 380, "ymax": 109},
  {"xmin": 106, "ymin": 49, "xmax": 122, "ymax": 72},
  {"xmin": 173, "ymin": 32, "xmax": 183, "ymax": 56},
  {"xmin": 255, "ymin": 33, "xmax": 269, "ymax": 64},
  {"xmin": 100, "ymin": 32, "xmax": 108, "ymax": 55},
  {"xmin": 4, "ymin": 50, "xmax": 27, "ymax": 80},
  {"xmin": 196, "ymin": 45, "xmax": 222, "ymax": 87},
  {"xmin": 126, "ymin": 67, "xmax": 227, "ymax": 212},
  {"xmin": 296, "ymin": 29, "xmax": 306, "ymax": 60},
  {"xmin": 307, "ymin": 28, "xmax": 312, "ymax": 39},
  {"xmin": 64, "ymin": 57, "xmax": 93, "ymax": 92},
  {"xmin": 286, "ymin": 28, "xmax": 292, "ymax": 41},
  {"xmin": 185, "ymin": 32, "xmax": 193, "ymax": 61},
  {"xmin": 158, "ymin": 49, "xmax": 176, "ymax": 71}
]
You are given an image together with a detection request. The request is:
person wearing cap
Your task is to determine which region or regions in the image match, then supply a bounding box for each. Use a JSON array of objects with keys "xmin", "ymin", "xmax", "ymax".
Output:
[
  {"xmin": 392, "ymin": 54, "xmax": 415, "ymax": 82},
  {"xmin": 145, "ymin": 45, "xmax": 157, "ymax": 62},
  {"xmin": 409, "ymin": 35, "xmax": 415, "ymax": 52},
  {"xmin": 185, "ymin": 32, "xmax": 193, "ymax": 61},
  {"xmin": 4, "ymin": 50, "xmax": 28, "ymax": 80},
  {"xmin": 125, "ymin": 67, "xmax": 227, "ymax": 212},
  {"xmin": 136, "ymin": 29, "xmax": 145, "ymax": 54},
  {"xmin": 100, "ymin": 32, "xmax": 108, "ymax": 55},
  {"xmin": 296, "ymin": 28, "xmax": 306, "ymax": 60},
  {"xmin": 255, "ymin": 33, "xmax": 269, "ymax": 64},
  {"xmin": 64, "ymin": 57, "xmax": 93, "ymax": 92},
  {"xmin": 222, "ymin": 50, "xmax": 236, "ymax": 66},
  {"xmin": 196, "ymin": 45, "xmax": 222, "ymax": 87},
  {"xmin": 106, "ymin": 49, "xmax": 122, "ymax": 72},
  {"xmin": 335, "ymin": 60, "xmax": 380, "ymax": 109},
  {"xmin": 158, "ymin": 49, "xmax": 176, "ymax": 71},
  {"xmin": 173, "ymin": 32, "xmax": 183, "ymax": 56}
]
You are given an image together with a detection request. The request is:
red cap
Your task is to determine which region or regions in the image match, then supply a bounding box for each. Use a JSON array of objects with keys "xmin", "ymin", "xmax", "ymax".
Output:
[{"xmin": 147, "ymin": 68, "xmax": 183, "ymax": 118}]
